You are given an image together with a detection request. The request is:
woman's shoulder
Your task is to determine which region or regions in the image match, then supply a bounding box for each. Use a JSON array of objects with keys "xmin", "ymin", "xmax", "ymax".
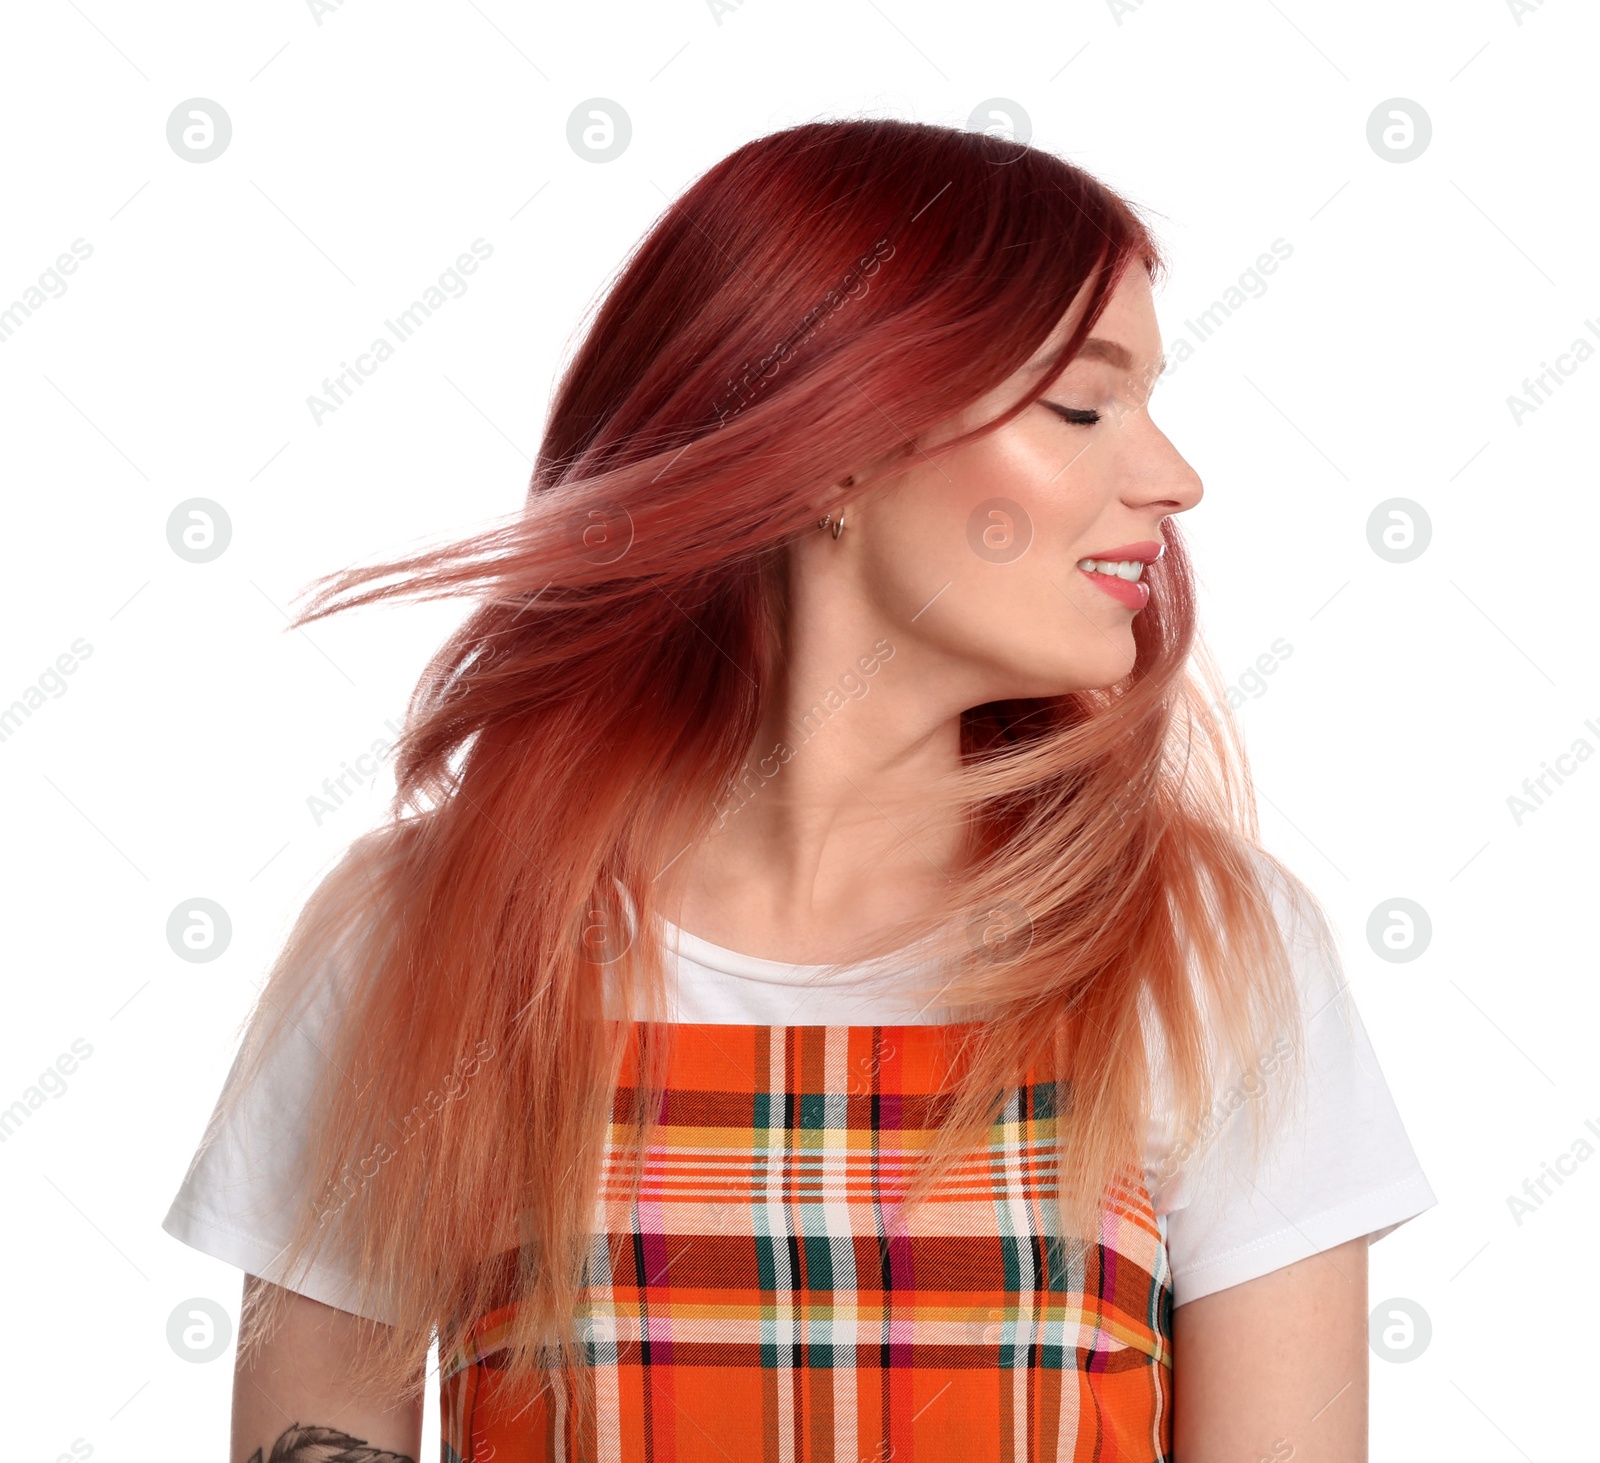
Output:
[
  {"xmin": 160, "ymin": 842, "xmax": 401, "ymax": 1320},
  {"xmin": 1145, "ymin": 843, "xmax": 1437, "ymax": 1305}
]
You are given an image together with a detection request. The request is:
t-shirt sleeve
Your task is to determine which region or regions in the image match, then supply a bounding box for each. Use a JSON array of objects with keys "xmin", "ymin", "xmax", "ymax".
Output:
[
  {"xmin": 160, "ymin": 916, "xmax": 398, "ymax": 1324},
  {"xmin": 1145, "ymin": 860, "xmax": 1437, "ymax": 1308}
]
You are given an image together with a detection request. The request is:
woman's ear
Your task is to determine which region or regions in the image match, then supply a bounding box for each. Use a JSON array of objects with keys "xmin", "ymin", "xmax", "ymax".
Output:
[{"xmin": 810, "ymin": 472, "xmax": 856, "ymax": 519}]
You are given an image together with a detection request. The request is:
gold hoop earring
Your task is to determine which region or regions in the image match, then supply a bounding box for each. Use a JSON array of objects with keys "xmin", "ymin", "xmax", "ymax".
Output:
[{"xmin": 817, "ymin": 509, "xmax": 845, "ymax": 539}]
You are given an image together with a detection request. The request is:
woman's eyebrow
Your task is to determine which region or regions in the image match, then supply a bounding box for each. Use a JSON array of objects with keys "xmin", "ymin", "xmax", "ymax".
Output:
[{"xmin": 1023, "ymin": 337, "xmax": 1166, "ymax": 377}]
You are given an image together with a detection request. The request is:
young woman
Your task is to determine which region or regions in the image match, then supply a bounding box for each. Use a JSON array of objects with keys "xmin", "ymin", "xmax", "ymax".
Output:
[{"xmin": 164, "ymin": 118, "xmax": 1434, "ymax": 1462}]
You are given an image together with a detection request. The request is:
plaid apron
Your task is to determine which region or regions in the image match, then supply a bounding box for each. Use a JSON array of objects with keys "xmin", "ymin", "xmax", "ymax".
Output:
[{"xmin": 441, "ymin": 1022, "xmax": 1172, "ymax": 1462}]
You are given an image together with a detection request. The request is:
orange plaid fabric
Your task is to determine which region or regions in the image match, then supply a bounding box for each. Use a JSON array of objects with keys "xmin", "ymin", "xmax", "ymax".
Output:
[{"xmin": 441, "ymin": 1022, "xmax": 1172, "ymax": 1461}]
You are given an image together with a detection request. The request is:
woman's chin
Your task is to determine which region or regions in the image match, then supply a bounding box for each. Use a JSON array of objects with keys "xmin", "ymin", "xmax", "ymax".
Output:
[{"xmin": 994, "ymin": 643, "xmax": 1139, "ymax": 700}]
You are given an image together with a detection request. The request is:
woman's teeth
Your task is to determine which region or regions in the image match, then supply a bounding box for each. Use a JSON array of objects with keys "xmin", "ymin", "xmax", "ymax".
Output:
[{"xmin": 1077, "ymin": 558, "xmax": 1144, "ymax": 582}]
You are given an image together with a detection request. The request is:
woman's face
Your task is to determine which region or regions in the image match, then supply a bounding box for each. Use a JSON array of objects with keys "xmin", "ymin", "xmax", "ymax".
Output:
[{"xmin": 847, "ymin": 266, "xmax": 1200, "ymax": 701}]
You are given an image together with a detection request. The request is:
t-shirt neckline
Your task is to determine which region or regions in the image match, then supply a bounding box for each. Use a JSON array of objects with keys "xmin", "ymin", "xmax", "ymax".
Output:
[{"xmin": 657, "ymin": 913, "xmax": 939, "ymax": 987}]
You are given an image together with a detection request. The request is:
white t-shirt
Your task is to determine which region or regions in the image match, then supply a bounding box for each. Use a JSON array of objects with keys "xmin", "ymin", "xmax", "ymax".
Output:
[{"xmin": 162, "ymin": 867, "xmax": 1436, "ymax": 1318}]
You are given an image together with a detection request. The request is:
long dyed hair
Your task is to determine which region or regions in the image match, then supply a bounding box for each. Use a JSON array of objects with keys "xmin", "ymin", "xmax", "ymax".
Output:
[{"xmin": 225, "ymin": 117, "xmax": 1316, "ymax": 1409}]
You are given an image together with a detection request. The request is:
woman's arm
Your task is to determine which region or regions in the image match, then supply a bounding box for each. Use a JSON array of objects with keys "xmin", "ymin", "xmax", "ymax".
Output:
[
  {"xmin": 230, "ymin": 1275, "xmax": 424, "ymax": 1463},
  {"xmin": 1172, "ymin": 1236, "xmax": 1369, "ymax": 1462}
]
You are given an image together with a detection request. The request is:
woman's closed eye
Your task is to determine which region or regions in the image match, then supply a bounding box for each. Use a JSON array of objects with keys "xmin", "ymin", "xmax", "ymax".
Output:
[{"xmin": 1042, "ymin": 401, "xmax": 1101, "ymax": 427}]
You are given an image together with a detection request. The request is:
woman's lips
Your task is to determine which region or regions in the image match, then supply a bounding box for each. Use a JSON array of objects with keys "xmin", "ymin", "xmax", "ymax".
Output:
[{"xmin": 1079, "ymin": 565, "xmax": 1151, "ymax": 610}]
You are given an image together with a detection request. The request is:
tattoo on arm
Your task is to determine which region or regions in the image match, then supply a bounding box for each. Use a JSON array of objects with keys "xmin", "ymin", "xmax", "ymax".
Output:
[{"xmin": 245, "ymin": 1422, "xmax": 416, "ymax": 1463}]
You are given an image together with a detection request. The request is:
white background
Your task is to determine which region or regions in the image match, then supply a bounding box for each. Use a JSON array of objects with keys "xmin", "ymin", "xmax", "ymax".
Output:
[{"xmin": 2, "ymin": 0, "xmax": 1594, "ymax": 1458}]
